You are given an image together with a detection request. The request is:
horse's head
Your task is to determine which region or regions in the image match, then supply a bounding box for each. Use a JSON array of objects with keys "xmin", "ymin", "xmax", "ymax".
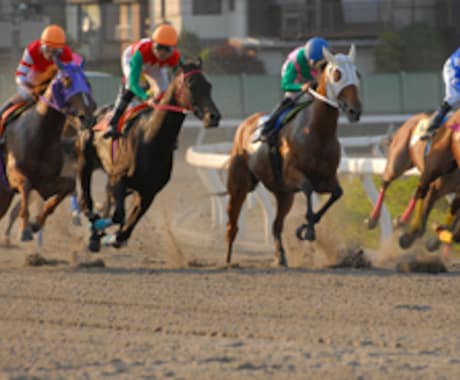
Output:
[
  {"xmin": 320, "ymin": 45, "xmax": 362, "ymax": 122},
  {"xmin": 174, "ymin": 58, "xmax": 221, "ymax": 128},
  {"xmin": 49, "ymin": 60, "xmax": 97, "ymax": 129}
]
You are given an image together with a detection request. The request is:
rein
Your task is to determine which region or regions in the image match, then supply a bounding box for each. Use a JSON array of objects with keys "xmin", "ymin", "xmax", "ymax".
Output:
[
  {"xmin": 308, "ymin": 88, "xmax": 338, "ymax": 108},
  {"xmin": 39, "ymin": 94, "xmax": 67, "ymax": 115},
  {"xmin": 151, "ymin": 69, "xmax": 203, "ymax": 114}
]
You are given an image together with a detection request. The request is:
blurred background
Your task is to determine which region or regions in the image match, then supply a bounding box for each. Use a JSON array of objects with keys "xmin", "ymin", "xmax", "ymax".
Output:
[{"xmin": 0, "ymin": 0, "xmax": 458, "ymax": 117}]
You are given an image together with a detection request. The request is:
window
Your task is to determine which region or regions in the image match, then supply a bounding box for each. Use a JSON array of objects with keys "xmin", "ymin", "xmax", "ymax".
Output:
[{"xmin": 192, "ymin": 0, "xmax": 222, "ymax": 15}]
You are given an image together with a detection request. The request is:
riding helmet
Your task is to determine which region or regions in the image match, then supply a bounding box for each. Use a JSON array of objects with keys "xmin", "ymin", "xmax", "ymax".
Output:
[
  {"xmin": 151, "ymin": 24, "xmax": 178, "ymax": 46},
  {"xmin": 304, "ymin": 37, "xmax": 330, "ymax": 66},
  {"xmin": 41, "ymin": 24, "xmax": 66, "ymax": 49}
]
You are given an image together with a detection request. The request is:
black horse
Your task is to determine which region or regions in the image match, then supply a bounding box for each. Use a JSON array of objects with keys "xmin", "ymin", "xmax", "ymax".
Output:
[
  {"xmin": 0, "ymin": 61, "xmax": 95, "ymax": 241},
  {"xmin": 76, "ymin": 59, "xmax": 221, "ymax": 251}
]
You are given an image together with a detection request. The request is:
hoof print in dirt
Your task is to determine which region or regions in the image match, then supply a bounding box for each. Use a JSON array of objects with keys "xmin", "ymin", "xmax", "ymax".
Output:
[
  {"xmin": 330, "ymin": 248, "xmax": 372, "ymax": 269},
  {"xmin": 396, "ymin": 255, "xmax": 447, "ymax": 274},
  {"xmin": 24, "ymin": 253, "xmax": 67, "ymax": 267},
  {"xmin": 77, "ymin": 259, "xmax": 106, "ymax": 269}
]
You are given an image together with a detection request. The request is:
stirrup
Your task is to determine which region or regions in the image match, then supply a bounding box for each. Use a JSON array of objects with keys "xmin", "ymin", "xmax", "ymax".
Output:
[{"xmin": 420, "ymin": 128, "xmax": 436, "ymax": 141}]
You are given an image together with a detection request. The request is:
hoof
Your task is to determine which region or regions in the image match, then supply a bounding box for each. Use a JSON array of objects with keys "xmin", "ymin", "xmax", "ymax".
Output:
[
  {"xmin": 366, "ymin": 216, "xmax": 379, "ymax": 230},
  {"xmin": 296, "ymin": 224, "xmax": 315, "ymax": 241},
  {"xmin": 20, "ymin": 229, "xmax": 33, "ymax": 242},
  {"xmin": 88, "ymin": 236, "xmax": 101, "ymax": 252},
  {"xmin": 29, "ymin": 221, "xmax": 41, "ymax": 234},
  {"xmin": 425, "ymin": 236, "xmax": 441, "ymax": 252},
  {"xmin": 272, "ymin": 256, "xmax": 288, "ymax": 267},
  {"xmin": 399, "ymin": 233, "xmax": 415, "ymax": 249},
  {"xmin": 393, "ymin": 217, "xmax": 407, "ymax": 229},
  {"xmin": 101, "ymin": 234, "xmax": 117, "ymax": 247}
]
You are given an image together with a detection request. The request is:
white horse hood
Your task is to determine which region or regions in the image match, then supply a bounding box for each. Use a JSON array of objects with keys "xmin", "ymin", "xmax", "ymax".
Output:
[{"xmin": 322, "ymin": 45, "xmax": 360, "ymax": 104}]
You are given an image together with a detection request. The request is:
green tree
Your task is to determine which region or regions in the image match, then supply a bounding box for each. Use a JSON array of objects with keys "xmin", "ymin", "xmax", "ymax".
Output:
[
  {"xmin": 201, "ymin": 43, "xmax": 265, "ymax": 74},
  {"xmin": 375, "ymin": 22, "xmax": 446, "ymax": 72},
  {"xmin": 177, "ymin": 30, "xmax": 202, "ymax": 61}
]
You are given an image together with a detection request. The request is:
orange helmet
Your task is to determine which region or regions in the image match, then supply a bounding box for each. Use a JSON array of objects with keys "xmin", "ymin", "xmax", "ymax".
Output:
[
  {"xmin": 40, "ymin": 25, "xmax": 66, "ymax": 49},
  {"xmin": 151, "ymin": 24, "xmax": 178, "ymax": 46}
]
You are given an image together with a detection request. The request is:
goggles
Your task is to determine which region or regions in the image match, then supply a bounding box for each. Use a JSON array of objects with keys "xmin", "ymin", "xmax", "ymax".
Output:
[
  {"xmin": 41, "ymin": 44, "xmax": 63, "ymax": 56},
  {"xmin": 153, "ymin": 43, "xmax": 172, "ymax": 53}
]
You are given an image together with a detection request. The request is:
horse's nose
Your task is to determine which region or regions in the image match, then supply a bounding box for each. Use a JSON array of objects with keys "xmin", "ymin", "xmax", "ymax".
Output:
[{"xmin": 206, "ymin": 111, "xmax": 220, "ymax": 128}]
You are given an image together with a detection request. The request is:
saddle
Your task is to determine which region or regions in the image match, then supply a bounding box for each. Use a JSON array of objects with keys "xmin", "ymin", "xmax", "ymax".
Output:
[
  {"xmin": 92, "ymin": 103, "xmax": 152, "ymax": 135},
  {"xmin": 278, "ymin": 101, "xmax": 311, "ymax": 129},
  {"xmin": 0, "ymin": 101, "xmax": 34, "ymax": 140}
]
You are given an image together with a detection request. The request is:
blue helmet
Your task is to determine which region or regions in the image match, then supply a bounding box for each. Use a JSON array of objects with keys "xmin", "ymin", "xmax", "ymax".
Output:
[{"xmin": 304, "ymin": 37, "xmax": 330, "ymax": 66}]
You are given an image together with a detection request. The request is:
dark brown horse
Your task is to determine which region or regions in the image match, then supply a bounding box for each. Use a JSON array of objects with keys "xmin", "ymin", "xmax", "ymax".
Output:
[
  {"xmin": 367, "ymin": 111, "xmax": 460, "ymax": 250},
  {"xmin": 0, "ymin": 61, "xmax": 95, "ymax": 241},
  {"xmin": 225, "ymin": 46, "xmax": 361, "ymax": 266},
  {"xmin": 77, "ymin": 59, "xmax": 221, "ymax": 252},
  {"xmin": 397, "ymin": 110, "xmax": 460, "ymax": 248}
]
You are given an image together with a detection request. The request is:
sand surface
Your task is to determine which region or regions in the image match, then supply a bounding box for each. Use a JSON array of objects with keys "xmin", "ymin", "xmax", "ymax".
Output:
[{"xmin": 1, "ymin": 128, "xmax": 459, "ymax": 380}]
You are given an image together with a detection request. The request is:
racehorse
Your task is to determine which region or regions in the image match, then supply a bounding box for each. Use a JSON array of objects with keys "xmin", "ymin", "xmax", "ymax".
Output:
[
  {"xmin": 225, "ymin": 46, "xmax": 361, "ymax": 266},
  {"xmin": 397, "ymin": 110, "xmax": 460, "ymax": 248},
  {"xmin": 367, "ymin": 111, "xmax": 460, "ymax": 250},
  {"xmin": 0, "ymin": 61, "xmax": 95, "ymax": 241},
  {"xmin": 76, "ymin": 58, "xmax": 221, "ymax": 252}
]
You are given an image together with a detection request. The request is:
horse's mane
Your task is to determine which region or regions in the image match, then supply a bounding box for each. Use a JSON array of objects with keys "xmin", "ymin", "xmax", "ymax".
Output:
[{"xmin": 142, "ymin": 59, "xmax": 202, "ymax": 141}]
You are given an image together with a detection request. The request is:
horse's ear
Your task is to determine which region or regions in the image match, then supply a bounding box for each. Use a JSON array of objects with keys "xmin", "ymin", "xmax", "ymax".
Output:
[
  {"xmin": 196, "ymin": 56, "xmax": 202, "ymax": 69},
  {"xmin": 322, "ymin": 47, "xmax": 335, "ymax": 65},
  {"xmin": 348, "ymin": 44, "xmax": 356, "ymax": 63}
]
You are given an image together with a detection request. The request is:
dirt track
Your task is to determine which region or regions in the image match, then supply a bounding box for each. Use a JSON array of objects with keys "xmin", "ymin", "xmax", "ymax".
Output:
[{"xmin": 1, "ymin": 129, "xmax": 460, "ymax": 379}]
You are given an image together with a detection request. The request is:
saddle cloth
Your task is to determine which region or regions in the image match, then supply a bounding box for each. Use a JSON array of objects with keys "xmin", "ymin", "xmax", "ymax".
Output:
[
  {"xmin": 0, "ymin": 102, "xmax": 34, "ymax": 139},
  {"xmin": 92, "ymin": 103, "xmax": 152, "ymax": 134}
]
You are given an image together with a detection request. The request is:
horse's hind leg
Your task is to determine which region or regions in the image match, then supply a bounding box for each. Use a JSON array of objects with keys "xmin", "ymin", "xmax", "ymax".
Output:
[
  {"xmin": 272, "ymin": 192, "xmax": 294, "ymax": 267},
  {"xmin": 0, "ymin": 186, "xmax": 15, "ymax": 244},
  {"xmin": 76, "ymin": 132, "xmax": 96, "ymax": 216},
  {"xmin": 35, "ymin": 176, "xmax": 75, "ymax": 230},
  {"xmin": 5, "ymin": 198, "xmax": 19, "ymax": 243},
  {"xmin": 225, "ymin": 155, "xmax": 257, "ymax": 264},
  {"xmin": 368, "ymin": 137, "xmax": 414, "ymax": 229}
]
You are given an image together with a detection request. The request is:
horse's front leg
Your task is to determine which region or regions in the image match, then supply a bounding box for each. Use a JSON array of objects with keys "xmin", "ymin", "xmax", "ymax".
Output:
[
  {"xmin": 399, "ymin": 175, "xmax": 435, "ymax": 249},
  {"xmin": 103, "ymin": 191, "xmax": 155, "ymax": 247},
  {"xmin": 34, "ymin": 176, "xmax": 75, "ymax": 230},
  {"xmin": 273, "ymin": 192, "xmax": 294, "ymax": 266},
  {"xmin": 16, "ymin": 176, "xmax": 33, "ymax": 241},
  {"xmin": 110, "ymin": 177, "xmax": 126, "ymax": 226}
]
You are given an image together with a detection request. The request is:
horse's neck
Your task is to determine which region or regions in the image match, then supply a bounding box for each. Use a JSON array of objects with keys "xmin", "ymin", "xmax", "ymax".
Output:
[
  {"xmin": 34, "ymin": 91, "xmax": 66, "ymax": 139},
  {"xmin": 299, "ymin": 98, "xmax": 339, "ymax": 140},
  {"xmin": 143, "ymin": 83, "xmax": 186, "ymax": 143}
]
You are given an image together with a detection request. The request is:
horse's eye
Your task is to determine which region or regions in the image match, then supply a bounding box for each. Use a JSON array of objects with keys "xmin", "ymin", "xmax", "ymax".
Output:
[
  {"xmin": 62, "ymin": 76, "xmax": 72, "ymax": 89},
  {"xmin": 333, "ymin": 69, "xmax": 342, "ymax": 82}
]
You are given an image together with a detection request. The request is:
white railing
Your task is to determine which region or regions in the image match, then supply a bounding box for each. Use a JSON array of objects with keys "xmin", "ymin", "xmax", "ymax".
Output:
[{"xmin": 184, "ymin": 115, "xmax": 420, "ymax": 246}]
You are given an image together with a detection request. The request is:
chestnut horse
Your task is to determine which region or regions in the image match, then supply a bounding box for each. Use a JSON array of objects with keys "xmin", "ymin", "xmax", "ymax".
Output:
[
  {"xmin": 397, "ymin": 110, "xmax": 460, "ymax": 248},
  {"xmin": 225, "ymin": 46, "xmax": 361, "ymax": 266},
  {"xmin": 367, "ymin": 111, "xmax": 460, "ymax": 250},
  {"xmin": 0, "ymin": 61, "xmax": 95, "ymax": 241},
  {"xmin": 76, "ymin": 59, "xmax": 221, "ymax": 252}
]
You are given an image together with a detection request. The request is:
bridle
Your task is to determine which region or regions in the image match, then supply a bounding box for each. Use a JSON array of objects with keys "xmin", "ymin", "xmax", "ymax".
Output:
[{"xmin": 150, "ymin": 69, "xmax": 203, "ymax": 114}]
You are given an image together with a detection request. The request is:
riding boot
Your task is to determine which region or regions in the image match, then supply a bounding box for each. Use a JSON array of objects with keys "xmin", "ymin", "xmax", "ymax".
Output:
[
  {"xmin": 103, "ymin": 88, "xmax": 135, "ymax": 139},
  {"xmin": 421, "ymin": 101, "xmax": 452, "ymax": 140},
  {"xmin": 255, "ymin": 96, "xmax": 296, "ymax": 143}
]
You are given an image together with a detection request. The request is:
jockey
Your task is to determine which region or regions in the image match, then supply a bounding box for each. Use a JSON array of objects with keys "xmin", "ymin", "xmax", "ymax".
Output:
[
  {"xmin": 422, "ymin": 47, "xmax": 460, "ymax": 140},
  {"xmin": 103, "ymin": 23, "xmax": 181, "ymax": 139},
  {"xmin": 0, "ymin": 24, "xmax": 73, "ymax": 121},
  {"xmin": 255, "ymin": 36, "xmax": 330, "ymax": 143}
]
